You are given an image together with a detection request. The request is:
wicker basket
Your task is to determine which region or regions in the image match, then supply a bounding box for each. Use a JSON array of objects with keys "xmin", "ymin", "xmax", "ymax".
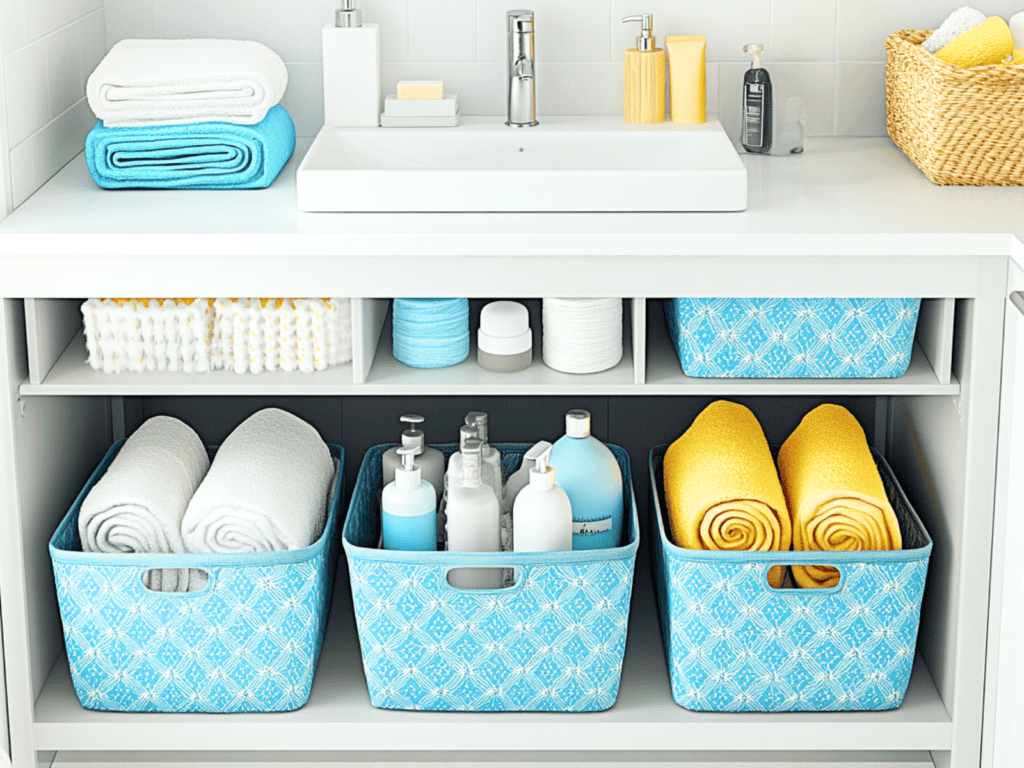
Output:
[{"xmin": 886, "ymin": 29, "xmax": 1024, "ymax": 186}]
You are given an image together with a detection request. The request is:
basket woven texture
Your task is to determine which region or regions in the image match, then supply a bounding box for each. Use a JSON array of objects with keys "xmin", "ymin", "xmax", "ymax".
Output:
[{"xmin": 886, "ymin": 29, "xmax": 1024, "ymax": 186}]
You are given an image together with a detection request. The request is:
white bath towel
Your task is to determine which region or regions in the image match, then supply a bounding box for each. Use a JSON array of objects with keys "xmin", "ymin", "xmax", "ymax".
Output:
[
  {"xmin": 79, "ymin": 416, "xmax": 210, "ymax": 592},
  {"xmin": 87, "ymin": 39, "xmax": 288, "ymax": 127},
  {"xmin": 182, "ymin": 408, "xmax": 333, "ymax": 553}
]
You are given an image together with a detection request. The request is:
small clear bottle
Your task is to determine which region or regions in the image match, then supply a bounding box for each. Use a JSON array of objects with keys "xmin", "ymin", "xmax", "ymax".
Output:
[
  {"xmin": 446, "ymin": 439, "xmax": 502, "ymax": 589},
  {"xmin": 382, "ymin": 446, "xmax": 437, "ymax": 552}
]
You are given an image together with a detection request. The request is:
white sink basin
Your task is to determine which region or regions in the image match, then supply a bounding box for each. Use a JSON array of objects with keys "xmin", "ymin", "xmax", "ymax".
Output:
[{"xmin": 296, "ymin": 116, "xmax": 747, "ymax": 213}]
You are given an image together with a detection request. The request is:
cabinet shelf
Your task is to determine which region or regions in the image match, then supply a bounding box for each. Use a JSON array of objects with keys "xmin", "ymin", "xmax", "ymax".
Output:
[{"xmin": 33, "ymin": 558, "xmax": 951, "ymax": 754}]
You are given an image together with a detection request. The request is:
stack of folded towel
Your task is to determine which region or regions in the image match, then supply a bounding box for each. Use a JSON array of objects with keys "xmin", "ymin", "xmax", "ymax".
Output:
[
  {"xmin": 79, "ymin": 408, "xmax": 335, "ymax": 592},
  {"xmin": 664, "ymin": 401, "xmax": 903, "ymax": 589},
  {"xmin": 84, "ymin": 39, "xmax": 295, "ymax": 189},
  {"xmin": 921, "ymin": 7, "xmax": 1021, "ymax": 68},
  {"xmin": 81, "ymin": 298, "xmax": 353, "ymax": 374}
]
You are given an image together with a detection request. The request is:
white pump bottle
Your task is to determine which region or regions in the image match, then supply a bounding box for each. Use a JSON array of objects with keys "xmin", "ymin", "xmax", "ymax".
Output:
[
  {"xmin": 382, "ymin": 446, "xmax": 437, "ymax": 552},
  {"xmin": 513, "ymin": 448, "xmax": 573, "ymax": 553},
  {"xmin": 446, "ymin": 438, "xmax": 502, "ymax": 589}
]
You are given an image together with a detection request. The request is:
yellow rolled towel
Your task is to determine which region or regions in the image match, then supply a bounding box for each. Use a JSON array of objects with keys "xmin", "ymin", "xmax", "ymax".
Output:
[
  {"xmin": 778, "ymin": 404, "xmax": 902, "ymax": 589},
  {"xmin": 664, "ymin": 400, "xmax": 791, "ymax": 588},
  {"xmin": 936, "ymin": 16, "xmax": 1015, "ymax": 68}
]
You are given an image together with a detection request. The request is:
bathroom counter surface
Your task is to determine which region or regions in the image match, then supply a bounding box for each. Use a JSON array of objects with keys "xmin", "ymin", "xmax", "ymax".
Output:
[{"xmin": 0, "ymin": 133, "xmax": 1021, "ymax": 296}]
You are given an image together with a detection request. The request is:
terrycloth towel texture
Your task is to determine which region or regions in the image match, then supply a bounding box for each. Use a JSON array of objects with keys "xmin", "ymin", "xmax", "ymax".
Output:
[
  {"xmin": 936, "ymin": 16, "xmax": 1016, "ymax": 67},
  {"xmin": 212, "ymin": 298, "xmax": 353, "ymax": 373},
  {"xmin": 82, "ymin": 298, "xmax": 215, "ymax": 374},
  {"xmin": 87, "ymin": 39, "xmax": 288, "ymax": 127},
  {"xmin": 778, "ymin": 404, "xmax": 902, "ymax": 590},
  {"xmin": 79, "ymin": 416, "xmax": 210, "ymax": 592},
  {"xmin": 85, "ymin": 105, "xmax": 295, "ymax": 190},
  {"xmin": 663, "ymin": 400, "xmax": 791, "ymax": 588},
  {"xmin": 182, "ymin": 408, "xmax": 333, "ymax": 553},
  {"xmin": 922, "ymin": 7, "xmax": 987, "ymax": 53}
]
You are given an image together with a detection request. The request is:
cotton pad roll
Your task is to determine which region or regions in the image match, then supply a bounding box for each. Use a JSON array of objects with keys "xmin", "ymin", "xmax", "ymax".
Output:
[
  {"xmin": 542, "ymin": 298, "xmax": 623, "ymax": 374},
  {"xmin": 922, "ymin": 6, "xmax": 987, "ymax": 53}
]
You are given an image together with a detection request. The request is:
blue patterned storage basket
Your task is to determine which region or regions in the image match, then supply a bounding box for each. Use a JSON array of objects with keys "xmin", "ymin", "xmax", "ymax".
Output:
[
  {"xmin": 49, "ymin": 441, "xmax": 344, "ymax": 713},
  {"xmin": 665, "ymin": 298, "xmax": 922, "ymax": 378},
  {"xmin": 343, "ymin": 442, "xmax": 639, "ymax": 712},
  {"xmin": 650, "ymin": 444, "xmax": 931, "ymax": 713}
]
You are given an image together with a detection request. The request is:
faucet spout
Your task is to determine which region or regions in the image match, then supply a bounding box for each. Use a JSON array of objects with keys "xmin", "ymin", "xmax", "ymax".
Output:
[{"xmin": 507, "ymin": 10, "xmax": 538, "ymax": 127}]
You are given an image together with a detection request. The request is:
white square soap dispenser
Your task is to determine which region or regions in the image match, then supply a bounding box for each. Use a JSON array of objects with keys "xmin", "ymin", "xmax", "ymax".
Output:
[{"xmin": 323, "ymin": 0, "xmax": 381, "ymax": 127}]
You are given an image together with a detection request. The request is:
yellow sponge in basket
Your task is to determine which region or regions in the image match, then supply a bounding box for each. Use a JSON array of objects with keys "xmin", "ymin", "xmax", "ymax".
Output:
[{"xmin": 936, "ymin": 16, "xmax": 1015, "ymax": 68}]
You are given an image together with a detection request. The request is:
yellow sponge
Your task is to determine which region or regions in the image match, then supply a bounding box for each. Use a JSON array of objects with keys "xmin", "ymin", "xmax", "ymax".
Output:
[
  {"xmin": 396, "ymin": 80, "xmax": 443, "ymax": 100},
  {"xmin": 935, "ymin": 16, "xmax": 1015, "ymax": 68}
]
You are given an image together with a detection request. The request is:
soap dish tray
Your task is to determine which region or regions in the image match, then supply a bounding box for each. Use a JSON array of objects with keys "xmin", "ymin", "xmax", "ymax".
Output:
[{"xmin": 380, "ymin": 113, "xmax": 461, "ymax": 128}]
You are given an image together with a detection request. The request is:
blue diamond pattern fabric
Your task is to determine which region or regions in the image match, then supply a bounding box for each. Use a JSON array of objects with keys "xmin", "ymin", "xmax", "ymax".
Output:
[
  {"xmin": 343, "ymin": 443, "xmax": 639, "ymax": 712},
  {"xmin": 665, "ymin": 298, "xmax": 922, "ymax": 378},
  {"xmin": 49, "ymin": 442, "xmax": 344, "ymax": 713},
  {"xmin": 649, "ymin": 445, "xmax": 931, "ymax": 712}
]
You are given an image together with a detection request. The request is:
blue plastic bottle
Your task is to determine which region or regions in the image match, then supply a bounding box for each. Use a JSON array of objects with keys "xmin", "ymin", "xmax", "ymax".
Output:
[
  {"xmin": 548, "ymin": 410, "xmax": 623, "ymax": 550},
  {"xmin": 382, "ymin": 446, "xmax": 437, "ymax": 551}
]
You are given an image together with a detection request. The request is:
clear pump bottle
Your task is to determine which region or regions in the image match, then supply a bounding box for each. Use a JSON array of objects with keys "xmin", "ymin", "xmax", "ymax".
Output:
[
  {"xmin": 382, "ymin": 446, "xmax": 437, "ymax": 552},
  {"xmin": 382, "ymin": 414, "xmax": 444, "ymax": 506}
]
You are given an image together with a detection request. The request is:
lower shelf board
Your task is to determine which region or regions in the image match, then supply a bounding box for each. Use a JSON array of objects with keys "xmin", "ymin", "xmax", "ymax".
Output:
[{"xmin": 33, "ymin": 560, "xmax": 953, "ymax": 754}]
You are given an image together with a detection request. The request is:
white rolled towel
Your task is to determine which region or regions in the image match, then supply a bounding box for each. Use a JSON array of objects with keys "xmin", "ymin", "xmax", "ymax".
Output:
[
  {"xmin": 79, "ymin": 416, "xmax": 210, "ymax": 593},
  {"xmin": 87, "ymin": 39, "xmax": 288, "ymax": 128},
  {"xmin": 182, "ymin": 408, "xmax": 333, "ymax": 553},
  {"xmin": 922, "ymin": 7, "xmax": 987, "ymax": 53}
]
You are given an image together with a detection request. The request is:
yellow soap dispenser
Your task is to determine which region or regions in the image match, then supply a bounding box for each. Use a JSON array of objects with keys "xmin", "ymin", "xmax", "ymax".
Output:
[{"xmin": 622, "ymin": 14, "xmax": 666, "ymax": 124}]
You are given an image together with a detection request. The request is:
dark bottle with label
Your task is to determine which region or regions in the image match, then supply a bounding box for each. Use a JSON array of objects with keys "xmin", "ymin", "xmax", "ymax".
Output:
[{"xmin": 742, "ymin": 44, "xmax": 772, "ymax": 154}]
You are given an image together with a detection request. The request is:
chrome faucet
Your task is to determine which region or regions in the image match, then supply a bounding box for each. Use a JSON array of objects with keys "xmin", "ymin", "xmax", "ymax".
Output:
[{"xmin": 506, "ymin": 10, "xmax": 538, "ymax": 127}]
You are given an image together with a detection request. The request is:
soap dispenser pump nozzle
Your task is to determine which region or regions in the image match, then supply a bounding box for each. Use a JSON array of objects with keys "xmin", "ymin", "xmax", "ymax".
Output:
[
  {"xmin": 395, "ymin": 445, "xmax": 421, "ymax": 490},
  {"xmin": 622, "ymin": 14, "xmax": 656, "ymax": 51},
  {"xmin": 336, "ymin": 0, "xmax": 362, "ymax": 28},
  {"xmin": 744, "ymin": 43, "xmax": 763, "ymax": 69},
  {"xmin": 529, "ymin": 449, "xmax": 555, "ymax": 491}
]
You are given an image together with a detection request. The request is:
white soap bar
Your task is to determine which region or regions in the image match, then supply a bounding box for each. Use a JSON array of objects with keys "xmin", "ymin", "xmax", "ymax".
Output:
[
  {"xmin": 384, "ymin": 94, "xmax": 459, "ymax": 117},
  {"xmin": 397, "ymin": 80, "xmax": 443, "ymax": 100}
]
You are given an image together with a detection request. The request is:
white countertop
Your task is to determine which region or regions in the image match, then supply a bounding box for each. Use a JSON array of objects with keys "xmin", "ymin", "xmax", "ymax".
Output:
[{"xmin": 0, "ymin": 134, "xmax": 1021, "ymax": 258}]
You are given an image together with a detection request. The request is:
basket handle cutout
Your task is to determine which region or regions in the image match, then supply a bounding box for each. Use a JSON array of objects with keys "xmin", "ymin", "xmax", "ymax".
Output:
[
  {"xmin": 766, "ymin": 564, "xmax": 845, "ymax": 594},
  {"xmin": 445, "ymin": 567, "xmax": 524, "ymax": 593},
  {"xmin": 141, "ymin": 568, "xmax": 212, "ymax": 595}
]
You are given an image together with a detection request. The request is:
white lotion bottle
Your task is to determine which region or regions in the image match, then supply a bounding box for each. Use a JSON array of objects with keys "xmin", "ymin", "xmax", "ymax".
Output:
[
  {"xmin": 505, "ymin": 440, "xmax": 553, "ymax": 513},
  {"xmin": 465, "ymin": 411, "xmax": 504, "ymax": 505},
  {"xmin": 382, "ymin": 446, "xmax": 437, "ymax": 552},
  {"xmin": 323, "ymin": 0, "xmax": 381, "ymax": 127},
  {"xmin": 446, "ymin": 439, "xmax": 502, "ymax": 589},
  {"xmin": 513, "ymin": 449, "xmax": 572, "ymax": 553},
  {"xmin": 382, "ymin": 414, "xmax": 444, "ymax": 506}
]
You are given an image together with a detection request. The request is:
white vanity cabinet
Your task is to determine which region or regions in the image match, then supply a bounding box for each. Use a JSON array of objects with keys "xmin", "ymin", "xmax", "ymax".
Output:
[{"xmin": 0, "ymin": 143, "xmax": 1022, "ymax": 768}]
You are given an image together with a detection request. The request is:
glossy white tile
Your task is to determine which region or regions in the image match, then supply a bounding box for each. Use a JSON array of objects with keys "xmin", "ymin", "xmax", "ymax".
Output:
[
  {"xmin": 45, "ymin": 22, "xmax": 82, "ymax": 118},
  {"xmin": 23, "ymin": 0, "xmax": 64, "ymax": 42},
  {"xmin": 32, "ymin": 96, "xmax": 92, "ymax": 185},
  {"xmin": 0, "ymin": 0, "xmax": 26, "ymax": 55},
  {"xmin": 410, "ymin": 0, "xmax": 476, "ymax": 62},
  {"xmin": 281, "ymin": 62, "xmax": 323, "ymax": 137},
  {"xmin": 538, "ymin": 62, "xmax": 623, "ymax": 116},
  {"xmin": 360, "ymin": 0, "xmax": 409, "ymax": 62},
  {"xmin": 9, "ymin": 136, "xmax": 35, "ymax": 208},
  {"xmin": 104, "ymin": 0, "xmax": 157, "ymax": 44},
  {"xmin": 4, "ymin": 40, "xmax": 49, "ymax": 146},
  {"xmin": 836, "ymin": 60, "xmax": 886, "ymax": 136},
  {"xmin": 771, "ymin": 0, "xmax": 837, "ymax": 61},
  {"xmin": 477, "ymin": 0, "xmax": 612, "ymax": 63},
  {"xmin": 77, "ymin": 9, "xmax": 105, "ymax": 82},
  {"xmin": 65, "ymin": 0, "xmax": 102, "ymax": 25}
]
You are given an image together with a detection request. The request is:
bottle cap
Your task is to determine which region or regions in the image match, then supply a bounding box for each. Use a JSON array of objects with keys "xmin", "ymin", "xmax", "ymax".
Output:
[
  {"xmin": 459, "ymin": 424, "xmax": 479, "ymax": 450},
  {"xmin": 565, "ymin": 409, "xmax": 591, "ymax": 438},
  {"xmin": 465, "ymin": 411, "xmax": 489, "ymax": 443},
  {"xmin": 622, "ymin": 14, "xmax": 656, "ymax": 51},
  {"xmin": 395, "ymin": 445, "xmax": 421, "ymax": 490},
  {"xmin": 461, "ymin": 438, "xmax": 483, "ymax": 488},
  {"xmin": 478, "ymin": 301, "xmax": 532, "ymax": 356},
  {"xmin": 529, "ymin": 449, "xmax": 555, "ymax": 491},
  {"xmin": 400, "ymin": 414, "xmax": 425, "ymax": 454},
  {"xmin": 744, "ymin": 44, "xmax": 763, "ymax": 69},
  {"xmin": 336, "ymin": 0, "xmax": 362, "ymax": 28}
]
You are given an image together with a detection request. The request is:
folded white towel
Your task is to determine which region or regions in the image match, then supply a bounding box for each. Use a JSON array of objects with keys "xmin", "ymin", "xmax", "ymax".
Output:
[
  {"xmin": 182, "ymin": 408, "xmax": 333, "ymax": 553},
  {"xmin": 922, "ymin": 7, "xmax": 987, "ymax": 53},
  {"xmin": 79, "ymin": 416, "xmax": 210, "ymax": 592},
  {"xmin": 86, "ymin": 39, "xmax": 288, "ymax": 127}
]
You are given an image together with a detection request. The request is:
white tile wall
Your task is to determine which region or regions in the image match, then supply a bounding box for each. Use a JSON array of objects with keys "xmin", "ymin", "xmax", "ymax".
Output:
[
  {"xmin": 2, "ymin": 0, "xmax": 103, "ymax": 210},
  {"xmin": 99, "ymin": 0, "xmax": 958, "ymax": 141}
]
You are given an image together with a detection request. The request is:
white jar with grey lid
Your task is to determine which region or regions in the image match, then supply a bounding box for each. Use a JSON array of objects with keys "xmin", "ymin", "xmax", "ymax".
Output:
[{"xmin": 477, "ymin": 301, "xmax": 533, "ymax": 373}]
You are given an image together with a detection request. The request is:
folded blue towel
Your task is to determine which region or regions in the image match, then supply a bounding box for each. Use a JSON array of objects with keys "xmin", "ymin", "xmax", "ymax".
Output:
[{"xmin": 85, "ymin": 105, "xmax": 295, "ymax": 190}]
